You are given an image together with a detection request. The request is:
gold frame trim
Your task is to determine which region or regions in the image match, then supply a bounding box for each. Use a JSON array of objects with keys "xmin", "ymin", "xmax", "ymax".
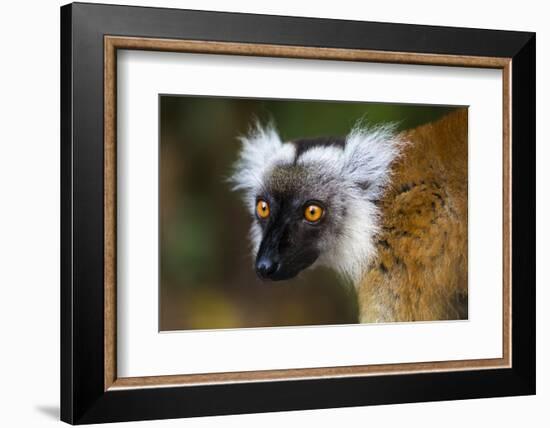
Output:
[{"xmin": 104, "ymin": 36, "xmax": 512, "ymax": 391}]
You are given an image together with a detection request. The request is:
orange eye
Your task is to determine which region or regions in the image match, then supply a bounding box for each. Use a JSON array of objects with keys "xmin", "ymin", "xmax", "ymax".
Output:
[
  {"xmin": 304, "ymin": 204, "xmax": 324, "ymax": 223},
  {"xmin": 256, "ymin": 200, "xmax": 270, "ymax": 219}
]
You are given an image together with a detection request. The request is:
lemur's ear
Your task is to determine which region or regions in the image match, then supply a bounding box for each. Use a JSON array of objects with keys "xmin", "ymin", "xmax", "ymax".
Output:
[
  {"xmin": 341, "ymin": 122, "xmax": 403, "ymax": 199},
  {"xmin": 229, "ymin": 121, "xmax": 284, "ymax": 195}
]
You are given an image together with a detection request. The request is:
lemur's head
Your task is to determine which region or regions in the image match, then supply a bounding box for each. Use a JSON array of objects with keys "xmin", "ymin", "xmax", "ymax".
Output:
[{"xmin": 230, "ymin": 121, "xmax": 402, "ymax": 284}]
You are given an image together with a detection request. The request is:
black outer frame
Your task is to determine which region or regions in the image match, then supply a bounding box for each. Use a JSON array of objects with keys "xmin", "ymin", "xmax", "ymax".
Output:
[{"xmin": 60, "ymin": 2, "xmax": 535, "ymax": 424}]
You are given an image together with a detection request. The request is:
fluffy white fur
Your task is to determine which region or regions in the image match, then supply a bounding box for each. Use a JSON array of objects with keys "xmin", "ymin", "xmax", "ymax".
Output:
[
  {"xmin": 305, "ymin": 123, "xmax": 403, "ymax": 283},
  {"xmin": 229, "ymin": 121, "xmax": 295, "ymax": 212},
  {"xmin": 230, "ymin": 120, "xmax": 404, "ymax": 286},
  {"xmin": 318, "ymin": 195, "xmax": 380, "ymax": 284},
  {"xmin": 342, "ymin": 122, "xmax": 403, "ymax": 201}
]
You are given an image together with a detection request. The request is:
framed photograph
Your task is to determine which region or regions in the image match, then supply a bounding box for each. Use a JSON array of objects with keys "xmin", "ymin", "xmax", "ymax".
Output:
[{"xmin": 60, "ymin": 2, "xmax": 535, "ymax": 424}]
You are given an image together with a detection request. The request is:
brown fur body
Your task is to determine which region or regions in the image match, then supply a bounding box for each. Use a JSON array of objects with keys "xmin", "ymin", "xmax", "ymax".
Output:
[{"xmin": 358, "ymin": 110, "xmax": 468, "ymax": 322}]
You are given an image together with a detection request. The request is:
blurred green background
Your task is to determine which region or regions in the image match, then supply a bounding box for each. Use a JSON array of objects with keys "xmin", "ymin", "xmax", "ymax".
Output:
[{"xmin": 159, "ymin": 95, "xmax": 457, "ymax": 331}]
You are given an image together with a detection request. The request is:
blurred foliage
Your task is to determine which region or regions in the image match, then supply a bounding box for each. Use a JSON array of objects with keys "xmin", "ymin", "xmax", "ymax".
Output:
[{"xmin": 159, "ymin": 95, "xmax": 457, "ymax": 331}]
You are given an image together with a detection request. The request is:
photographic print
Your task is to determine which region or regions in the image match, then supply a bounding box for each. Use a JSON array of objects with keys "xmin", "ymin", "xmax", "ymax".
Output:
[
  {"xmin": 62, "ymin": 7, "xmax": 535, "ymax": 422},
  {"xmin": 159, "ymin": 96, "xmax": 468, "ymax": 331}
]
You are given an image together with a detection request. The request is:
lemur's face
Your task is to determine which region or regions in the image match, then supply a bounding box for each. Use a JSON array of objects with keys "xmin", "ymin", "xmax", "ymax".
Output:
[
  {"xmin": 253, "ymin": 164, "xmax": 339, "ymax": 281},
  {"xmin": 230, "ymin": 122, "xmax": 401, "ymax": 284}
]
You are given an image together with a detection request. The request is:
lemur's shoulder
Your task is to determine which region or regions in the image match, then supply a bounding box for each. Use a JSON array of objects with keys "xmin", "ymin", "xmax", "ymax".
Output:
[{"xmin": 358, "ymin": 110, "xmax": 468, "ymax": 322}]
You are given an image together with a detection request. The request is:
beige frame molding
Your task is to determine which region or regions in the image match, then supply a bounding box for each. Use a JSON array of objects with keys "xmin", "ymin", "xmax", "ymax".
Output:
[{"xmin": 104, "ymin": 35, "xmax": 512, "ymax": 391}]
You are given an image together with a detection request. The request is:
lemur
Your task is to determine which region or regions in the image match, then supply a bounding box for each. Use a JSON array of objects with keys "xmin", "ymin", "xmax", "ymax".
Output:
[{"xmin": 230, "ymin": 109, "xmax": 468, "ymax": 323}]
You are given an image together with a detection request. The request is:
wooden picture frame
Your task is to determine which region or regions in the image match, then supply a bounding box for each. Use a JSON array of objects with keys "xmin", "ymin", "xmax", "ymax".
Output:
[{"xmin": 61, "ymin": 2, "xmax": 535, "ymax": 424}]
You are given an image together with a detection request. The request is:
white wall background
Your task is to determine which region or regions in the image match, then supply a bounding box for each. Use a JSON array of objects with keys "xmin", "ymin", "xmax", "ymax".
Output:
[{"xmin": 0, "ymin": 0, "xmax": 546, "ymax": 426}]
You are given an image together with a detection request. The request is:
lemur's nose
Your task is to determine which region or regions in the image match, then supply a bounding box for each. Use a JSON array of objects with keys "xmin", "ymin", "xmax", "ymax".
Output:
[{"xmin": 255, "ymin": 256, "xmax": 279, "ymax": 279}]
